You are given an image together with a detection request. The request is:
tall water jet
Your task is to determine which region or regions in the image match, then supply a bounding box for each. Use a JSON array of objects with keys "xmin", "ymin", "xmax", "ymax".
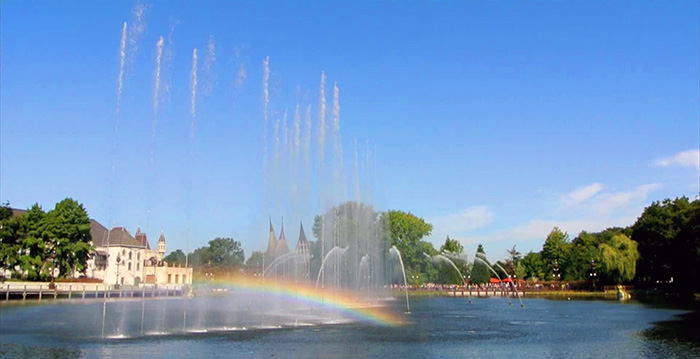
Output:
[
  {"xmin": 389, "ymin": 246, "xmax": 410, "ymax": 313},
  {"xmin": 262, "ymin": 56, "xmax": 271, "ymax": 190},
  {"xmin": 317, "ymin": 71, "xmax": 327, "ymax": 287},
  {"xmin": 116, "ymin": 22, "xmax": 127, "ymax": 116}
]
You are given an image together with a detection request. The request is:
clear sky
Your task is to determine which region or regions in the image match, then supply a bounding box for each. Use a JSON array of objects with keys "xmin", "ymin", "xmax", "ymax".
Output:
[{"xmin": 2, "ymin": 1, "xmax": 698, "ymax": 261}]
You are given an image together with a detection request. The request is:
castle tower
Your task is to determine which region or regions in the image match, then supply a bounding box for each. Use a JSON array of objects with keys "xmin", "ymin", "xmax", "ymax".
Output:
[
  {"xmin": 275, "ymin": 221, "xmax": 290, "ymax": 257},
  {"xmin": 265, "ymin": 218, "xmax": 278, "ymax": 261},
  {"xmin": 157, "ymin": 230, "xmax": 166, "ymax": 261},
  {"xmin": 295, "ymin": 222, "xmax": 311, "ymax": 280}
]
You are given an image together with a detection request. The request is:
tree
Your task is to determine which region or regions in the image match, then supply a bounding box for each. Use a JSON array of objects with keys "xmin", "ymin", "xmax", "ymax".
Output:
[
  {"xmin": 193, "ymin": 238, "xmax": 245, "ymax": 272},
  {"xmin": 521, "ymin": 251, "xmax": 544, "ymax": 280},
  {"xmin": 0, "ymin": 202, "xmax": 23, "ymax": 278},
  {"xmin": 440, "ymin": 236, "xmax": 464, "ymax": 254},
  {"xmin": 504, "ymin": 245, "xmax": 522, "ymax": 278},
  {"xmin": 379, "ymin": 210, "xmax": 433, "ymax": 282},
  {"xmin": 163, "ymin": 250, "xmax": 186, "ymax": 266},
  {"xmin": 598, "ymin": 233, "xmax": 640, "ymax": 283},
  {"xmin": 632, "ymin": 197, "xmax": 696, "ymax": 289},
  {"xmin": 437, "ymin": 236, "xmax": 466, "ymax": 284},
  {"xmin": 246, "ymin": 251, "xmax": 264, "ymax": 268},
  {"xmin": 41, "ymin": 198, "xmax": 93, "ymax": 278},
  {"xmin": 311, "ymin": 201, "xmax": 380, "ymax": 283},
  {"xmin": 471, "ymin": 244, "xmax": 490, "ymax": 284},
  {"xmin": 542, "ymin": 227, "xmax": 571, "ymax": 280}
]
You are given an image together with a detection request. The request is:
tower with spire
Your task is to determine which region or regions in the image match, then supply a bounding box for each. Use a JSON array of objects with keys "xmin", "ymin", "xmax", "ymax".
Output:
[
  {"xmin": 295, "ymin": 222, "xmax": 311, "ymax": 280},
  {"xmin": 275, "ymin": 219, "xmax": 290, "ymax": 258},
  {"xmin": 265, "ymin": 218, "xmax": 278, "ymax": 262},
  {"xmin": 157, "ymin": 230, "xmax": 166, "ymax": 261}
]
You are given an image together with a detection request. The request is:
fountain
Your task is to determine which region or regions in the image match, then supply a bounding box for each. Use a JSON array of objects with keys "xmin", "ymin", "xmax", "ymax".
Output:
[
  {"xmin": 315, "ymin": 246, "xmax": 349, "ymax": 290},
  {"xmin": 474, "ymin": 255, "xmax": 512, "ymax": 305},
  {"xmin": 389, "ymin": 246, "xmax": 410, "ymax": 314}
]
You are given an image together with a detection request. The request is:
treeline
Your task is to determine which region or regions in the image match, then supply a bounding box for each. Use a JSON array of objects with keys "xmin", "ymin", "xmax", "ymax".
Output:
[
  {"xmin": 0, "ymin": 199, "xmax": 92, "ymax": 280},
  {"xmin": 486, "ymin": 196, "xmax": 700, "ymax": 292},
  {"xmin": 163, "ymin": 237, "xmax": 245, "ymax": 276}
]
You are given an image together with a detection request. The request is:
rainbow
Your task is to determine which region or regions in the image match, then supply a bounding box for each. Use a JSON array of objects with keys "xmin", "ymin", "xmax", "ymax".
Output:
[{"xmin": 201, "ymin": 276, "xmax": 403, "ymax": 327}]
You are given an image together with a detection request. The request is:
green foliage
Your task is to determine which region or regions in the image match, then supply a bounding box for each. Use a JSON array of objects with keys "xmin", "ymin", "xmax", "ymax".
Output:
[
  {"xmin": 440, "ymin": 236, "xmax": 463, "ymax": 254},
  {"xmin": 379, "ymin": 210, "xmax": 433, "ymax": 282},
  {"xmin": 521, "ymin": 251, "xmax": 545, "ymax": 280},
  {"xmin": 542, "ymin": 227, "xmax": 571, "ymax": 280},
  {"xmin": 632, "ymin": 197, "xmax": 700, "ymax": 291},
  {"xmin": 436, "ymin": 236, "xmax": 467, "ymax": 284},
  {"xmin": 246, "ymin": 250, "xmax": 264, "ymax": 268},
  {"xmin": 470, "ymin": 244, "xmax": 490, "ymax": 284},
  {"xmin": 311, "ymin": 201, "xmax": 381, "ymax": 281},
  {"xmin": 42, "ymin": 199, "xmax": 93, "ymax": 277},
  {"xmin": 190, "ymin": 237, "xmax": 245, "ymax": 272},
  {"xmin": 163, "ymin": 249, "xmax": 186, "ymax": 266},
  {"xmin": 598, "ymin": 234, "xmax": 639, "ymax": 283},
  {"xmin": 0, "ymin": 199, "xmax": 92, "ymax": 280}
]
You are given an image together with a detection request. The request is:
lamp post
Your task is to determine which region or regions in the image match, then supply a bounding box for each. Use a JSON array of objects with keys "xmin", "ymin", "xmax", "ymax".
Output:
[
  {"xmin": 115, "ymin": 255, "xmax": 122, "ymax": 288},
  {"xmin": 589, "ymin": 259, "xmax": 597, "ymax": 291},
  {"xmin": 49, "ymin": 249, "xmax": 57, "ymax": 290}
]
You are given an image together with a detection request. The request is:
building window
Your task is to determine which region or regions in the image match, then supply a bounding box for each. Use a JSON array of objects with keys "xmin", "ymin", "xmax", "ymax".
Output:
[
  {"xmin": 137, "ymin": 263, "xmax": 140, "ymax": 271},
  {"xmin": 128, "ymin": 262, "xmax": 132, "ymax": 271},
  {"xmin": 129, "ymin": 251, "xmax": 132, "ymax": 260},
  {"xmin": 137, "ymin": 252, "xmax": 140, "ymax": 261},
  {"xmin": 175, "ymin": 274, "xmax": 179, "ymax": 283},
  {"xmin": 122, "ymin": 249, "xmax": 125, "ymax": 255},
  {"xmin": 168, "ymin": 274, "xmax": 172, "ymax": 283},
  {"xmin": 120, "ymin": 277, "xmax": 124, "ymax": 285}
]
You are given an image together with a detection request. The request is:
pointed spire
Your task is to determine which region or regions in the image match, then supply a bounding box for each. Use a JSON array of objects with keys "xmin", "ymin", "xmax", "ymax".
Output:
[
  {"xmin": 295, "ymin": 221, "xmax": 309, "ymax": 252},
  {"xmin": 266, "ymin": 217, "xmax": 278, "ymax": 259},
  {"xmin": 158, "ymin": 229, "xmax": 166, "ymax": 243},
  {"xmin": 276, "ymin": 218, "xmax": 290, "ymax": 257}
]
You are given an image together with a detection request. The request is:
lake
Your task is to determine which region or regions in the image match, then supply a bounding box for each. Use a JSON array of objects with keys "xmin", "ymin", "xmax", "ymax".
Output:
[{"xmin": 1, "ymin": 295, "xmax": 698, "ymax": 358}]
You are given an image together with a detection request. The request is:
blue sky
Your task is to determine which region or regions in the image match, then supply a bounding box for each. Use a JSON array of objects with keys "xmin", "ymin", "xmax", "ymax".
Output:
[{"xmin": 2, "ymin": 1, "xmax": 698, "ymax": 261}]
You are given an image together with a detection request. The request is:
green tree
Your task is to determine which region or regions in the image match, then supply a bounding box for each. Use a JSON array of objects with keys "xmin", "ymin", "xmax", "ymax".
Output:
[
  {"xmin": 521, "ymin": 251, "xmax": 544, "ymax": 280},
  {"xmin": 542, "ymin": 227, "xmax": 570, "ymax": 280},
  {"xmin": 598, "ymin": 233, "xmax": 640, "ymax": 283},
  {"xmin": 471, "ymin": 244, "xmax": 490, "ymax": 284},
  {"xmin": 17, "ymin": 204, "xmax": 47, "ymax": 280},
  {"xmin": 379, "ymin": 210, "xmax": 433, "ymax": 283},
  {"xmin": 0, "ymin": 202, "xmax": 23, "ymax": 278},
  {"xmin": 437, "ymin": 236, "xmax": 466, "ymax": 284},
  {"xmin": 246, "ymin": 250, "xmax": 264, "ymax": 268},
  {"xmin": 193, "ymin": 238, "xmax": 245, "ymax": 272},
  {"xmin": 41, "ymin": 198, "xmax": 93, "ymax": 278},
  {"xmin": 440, "ymin": 236, "xmax": 464, "ymax": 254},
  {"xmin": 631, "ymin": 197, "xmax": 698, "ymax": 289},
  {"xmin": 311, "ymin": 201, "xmax": 380, "ymax": 282},
  {"xmin": 163, "ymin": 249, "xmax": 186, "ymax": 266}
]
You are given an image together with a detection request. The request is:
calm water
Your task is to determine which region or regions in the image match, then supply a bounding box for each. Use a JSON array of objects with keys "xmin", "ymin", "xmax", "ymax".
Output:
[{"xmin": 1, "ymin": 295, "xmax": 698, "ymax": 359}]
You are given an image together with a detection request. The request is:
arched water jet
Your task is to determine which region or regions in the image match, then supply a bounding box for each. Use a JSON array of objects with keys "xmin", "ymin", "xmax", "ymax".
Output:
[
  {"xmin": 474, "ymin": 256, "xmax": 512, "ymax": 305},
  {"xmin": 264, "ymin": 252, "xmax": 306, "ymax": 276},
  {"xmin": 424, "ymin": 253, "xmax": 467, "ymax": 285},
  {"xmin": 491, "ymin": 262, "xmax": 524, "ymax": 308},
  {"xmin": 356, "ymin": 254, "xmax": 369, "ymax": 290},
  {"xmin": 315, "ymin": 246, "xmax": 348, "ymax": 290},
  {"xmin": 389, "ymin": 246, "xmax": 410, "ymax": 314}
]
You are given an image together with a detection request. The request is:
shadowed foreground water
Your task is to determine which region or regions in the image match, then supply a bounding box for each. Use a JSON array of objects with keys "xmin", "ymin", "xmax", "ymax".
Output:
[{"xmin": 1, "ymin": 296, "xmax": 699, "ymax": 359}]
